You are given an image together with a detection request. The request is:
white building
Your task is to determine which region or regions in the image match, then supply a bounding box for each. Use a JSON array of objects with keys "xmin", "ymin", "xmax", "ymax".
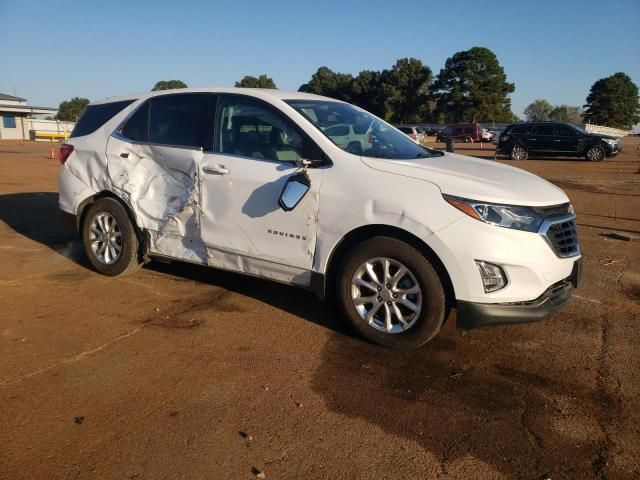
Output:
[{"xmin": 0, "ymin": 93, "xmax": 57, "ymax": 140}]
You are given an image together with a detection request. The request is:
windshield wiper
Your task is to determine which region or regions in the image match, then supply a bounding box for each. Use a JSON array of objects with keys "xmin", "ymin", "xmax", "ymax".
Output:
[{"xmin": 415, "ymin": 153, "xmax": 431, "ymax": 158}]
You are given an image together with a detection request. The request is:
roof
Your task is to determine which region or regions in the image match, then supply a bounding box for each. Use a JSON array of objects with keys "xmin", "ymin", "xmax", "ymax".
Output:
[
  {"xmin": 91, "ymin": 87, "xmax": 336, "ymax": 106},
  {"xmin": 0, "ymin": 104, "xmax": 57, "ymax": 114},
  {"xmin": 0, "ymin": 93, "xmax": 27, "ymax": 102}
]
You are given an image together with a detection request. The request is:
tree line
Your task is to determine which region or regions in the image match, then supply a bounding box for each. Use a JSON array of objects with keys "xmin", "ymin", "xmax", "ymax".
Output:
[{"xmin": 54, "ymin": 51, "xmax": 640, "ymax": 129}]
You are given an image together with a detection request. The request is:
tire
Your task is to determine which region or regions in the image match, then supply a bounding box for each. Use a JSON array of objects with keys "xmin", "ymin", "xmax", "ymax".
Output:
[
  {"xmin": 585, "ymin": 145, "xmax": 605, "ymax": 162},
  {"xmin": 510, "ymin": 144, "xmax": 528, "ymax": 161},
  {"xmin": 337, "ymin": 237, "xmax": 446, "ymax": 349},
  {"xmin": 81, "ymin": 197, "xmax": 143, "ymax": 276}
]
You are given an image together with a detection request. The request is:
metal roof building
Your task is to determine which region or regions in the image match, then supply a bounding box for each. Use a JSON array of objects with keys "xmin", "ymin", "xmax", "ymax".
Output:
[{"xmin": 0, "ymin": 93, "xmax": 57, "ymax": 140}]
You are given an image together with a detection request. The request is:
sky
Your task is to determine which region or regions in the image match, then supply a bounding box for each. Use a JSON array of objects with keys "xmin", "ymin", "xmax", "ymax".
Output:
[{"xmin": 1, "ymin": 0, "xmax": 639, "ymax": 119}]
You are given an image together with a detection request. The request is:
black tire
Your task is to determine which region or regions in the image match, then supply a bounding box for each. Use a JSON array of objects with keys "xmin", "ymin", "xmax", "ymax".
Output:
[
  {"xmin": 81, "ymin": 197, "xmax": 142, "ymax": 276},
  {"xmin": 337, "ymin": 237, "xmax": 446, "ymax": 349},
  {"xmin": 585, "ymin": 145, "xmax": 605, "ymax": 162},
  {"xmin": 510, "ymin": 144, "xmax": 528, "ymax": 160}
]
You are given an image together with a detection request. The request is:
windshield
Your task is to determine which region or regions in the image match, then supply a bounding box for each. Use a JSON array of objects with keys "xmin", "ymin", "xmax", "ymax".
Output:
[{"xmin": 286, "ymin": 100, "xmax": 441, "ymax": 159}]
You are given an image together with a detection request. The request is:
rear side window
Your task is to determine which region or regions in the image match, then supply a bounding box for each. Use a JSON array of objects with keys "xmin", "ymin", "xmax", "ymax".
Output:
[
  {"xmin": 535, "ymin": 125, "xmax": 554, "ymax": 136},
  {"xmin": 149, "ymin": 94, "xmax": 210, "ymax": 148},
  {"xmin": 555, "ymin": 125, "xmax": 577, "ymax": 137},
  {"xmin": 120, "ymin": 101, "xmax": 149, "ymax": 142},
  {"xmin": 71, "ymin": 100, "xmax": 134, "ymax": 138},
  {"xmin": 511, "ymin": 125, "xmax": 532, "ymax": 135}
]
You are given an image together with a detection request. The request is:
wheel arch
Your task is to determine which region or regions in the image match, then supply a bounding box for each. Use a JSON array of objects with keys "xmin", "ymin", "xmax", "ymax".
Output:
[
  {"xmin": 76, "ymin": 191, "xmax": 146, "ymax": 249},
  {"xmin": 318, "ymin": 224, "xmax": 456, "ymax": 311}
]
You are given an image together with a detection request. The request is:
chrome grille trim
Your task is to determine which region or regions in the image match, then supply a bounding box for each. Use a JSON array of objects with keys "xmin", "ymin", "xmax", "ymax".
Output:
[{"xmin": 539, "ymin": 214, "xmax": 580, "ymax": 258}]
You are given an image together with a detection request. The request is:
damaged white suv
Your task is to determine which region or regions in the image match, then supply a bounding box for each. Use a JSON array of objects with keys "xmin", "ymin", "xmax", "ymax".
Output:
[{"xmin": 58, "ymin": 88, "xmax": 581, "ymax": 349}]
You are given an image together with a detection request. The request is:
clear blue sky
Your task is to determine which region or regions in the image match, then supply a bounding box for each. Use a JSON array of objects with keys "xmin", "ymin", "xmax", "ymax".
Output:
[{"xmin": 1, "ymin": 0, "xmax": 639, "ymax": 118}]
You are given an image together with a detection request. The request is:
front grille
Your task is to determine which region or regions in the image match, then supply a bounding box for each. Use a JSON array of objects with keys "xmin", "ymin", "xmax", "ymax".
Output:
[{"xmin": 545, "ymin": 219, "xmax": 579, "ymax": 257}]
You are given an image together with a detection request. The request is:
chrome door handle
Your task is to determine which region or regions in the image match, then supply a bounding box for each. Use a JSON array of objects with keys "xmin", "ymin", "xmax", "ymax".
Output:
[{"xmin": 203, "ymin": 164, "xmax": 229, "ymax": 175}]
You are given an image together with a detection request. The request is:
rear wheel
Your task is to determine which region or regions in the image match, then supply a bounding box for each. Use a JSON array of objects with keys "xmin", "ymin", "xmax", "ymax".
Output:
[
  {"xmin": 81, "ymin": 197, "xmax": 143, "ymax": 276},
  {"xmin": 585, "ymin": 145, "xmax": 605, "ymax": 162},
  {"xmin": 337, "ymin": 237, "xmax": 446, "ymax": 349},
  {"xmin": 510, "ymin": 144, "xmax": 528, "ymax": 160}
]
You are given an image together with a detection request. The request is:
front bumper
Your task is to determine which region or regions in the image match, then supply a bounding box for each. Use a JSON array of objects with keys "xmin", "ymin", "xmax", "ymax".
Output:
[
  {"xmin": 605, "ymin": 141, "xmax": 621, "ymax": 156},
  {"xmin": 456, "ymin": 258, "xmax": 581, "ymax": 331}
]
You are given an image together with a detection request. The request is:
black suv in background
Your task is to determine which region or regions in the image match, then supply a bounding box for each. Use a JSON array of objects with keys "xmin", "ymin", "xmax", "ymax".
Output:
[{"xmin": 496, "ymin": 122, "xmax": 621, "ymax": 161}]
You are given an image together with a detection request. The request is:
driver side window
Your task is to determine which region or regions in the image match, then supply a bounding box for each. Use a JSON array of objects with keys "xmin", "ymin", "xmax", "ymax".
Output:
[{"xmin": 215, "ymin": 96, "xmax": 313, "ymax": 163}]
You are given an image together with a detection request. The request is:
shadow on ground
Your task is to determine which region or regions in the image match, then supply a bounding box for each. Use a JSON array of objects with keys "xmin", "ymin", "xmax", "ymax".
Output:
[
  {"xmin": 0, "ymin": 192, "xmax": 85, "ymax": 262},
  {"xmin": 311, "ymin": 320, "xmax": 608, "ymax": 479}
]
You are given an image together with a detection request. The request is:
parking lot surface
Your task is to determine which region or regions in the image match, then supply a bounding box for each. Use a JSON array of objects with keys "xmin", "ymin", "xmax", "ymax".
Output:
[{"xmin": 1, "ymin": 139, "xmax": 639, "ymax": 479}]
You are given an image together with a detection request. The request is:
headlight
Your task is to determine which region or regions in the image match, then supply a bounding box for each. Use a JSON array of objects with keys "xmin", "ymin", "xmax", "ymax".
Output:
[
  {"xmin": 603, "ymin": 138, "xmax": 617, "ymax": 146},
  {"xmin": 444, "ymin": 195, "xmax": 543, "ymax": 232}
]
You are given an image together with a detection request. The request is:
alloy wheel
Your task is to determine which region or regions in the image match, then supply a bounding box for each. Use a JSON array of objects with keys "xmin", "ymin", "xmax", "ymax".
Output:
[
  {"xmin": 512, "ymin": 145, "xmax": 526, "ymax": 160},
  {"xmin": 350, "ymin": 257, "xmax": 423, "ymax": 334},
  {"xmin": 89, "ymin": 211, "xmax": 122, "ymax": 265},
  {"xmin": 587, "ymin": 147, "xmax": 604, "ymax": 161}
]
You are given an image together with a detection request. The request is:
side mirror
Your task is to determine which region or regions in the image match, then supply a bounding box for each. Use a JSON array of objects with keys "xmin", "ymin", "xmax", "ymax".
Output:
[{"xmin": 279, "ymin": 172, "xmax": 310, "ymax": 212}]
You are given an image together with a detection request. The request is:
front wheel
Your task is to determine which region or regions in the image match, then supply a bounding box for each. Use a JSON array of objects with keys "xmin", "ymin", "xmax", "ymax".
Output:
[
  {"xmin": 337, "ymin": 237, "xmax": 446, "ymax": 349},
  {"xmin": 585, "ymin": 145, "xmax": 605, "ymax": 162},
  {"xmin": 510, "ymin": 144, "xmax": 528, "ymax": 160}
]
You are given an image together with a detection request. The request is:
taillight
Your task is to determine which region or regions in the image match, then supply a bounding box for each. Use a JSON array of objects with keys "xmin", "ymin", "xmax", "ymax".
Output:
[{"xmin": 59, "ymin": 144, "xmax": 74, "ymax": 165}]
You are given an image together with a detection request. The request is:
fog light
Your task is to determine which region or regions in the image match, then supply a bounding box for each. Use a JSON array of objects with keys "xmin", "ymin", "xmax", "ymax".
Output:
[{"xmin": 475, "ymin": 260, "xmax": 507, "ymax": 293}]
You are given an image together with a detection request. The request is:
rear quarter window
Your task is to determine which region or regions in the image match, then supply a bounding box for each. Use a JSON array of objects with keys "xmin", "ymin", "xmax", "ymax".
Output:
[
  {"xmin": 511, "ymin": 125, "xmax": 532, "ymax": 135},
  {"xmin": 71, "ymin": 100, "xmax": 135, "ymax": 138}
]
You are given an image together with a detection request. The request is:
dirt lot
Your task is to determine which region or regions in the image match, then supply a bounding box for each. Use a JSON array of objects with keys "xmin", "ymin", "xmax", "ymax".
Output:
[{"xmin": 1, "ymin": 139, "xmax": 639, "ymax": 480}]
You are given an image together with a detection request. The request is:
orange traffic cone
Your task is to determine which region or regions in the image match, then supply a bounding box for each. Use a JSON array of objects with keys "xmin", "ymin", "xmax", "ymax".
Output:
[
  {"xmin": 49, "ymin": 147, "xmax": 57, "ymax": 161},
  {"xmin": 19, "ymin": 138, "xmax": 24, "ymax": 146}
]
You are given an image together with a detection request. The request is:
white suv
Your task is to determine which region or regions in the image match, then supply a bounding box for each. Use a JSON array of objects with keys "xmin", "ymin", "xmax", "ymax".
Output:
[{"xmin": 58, "ymin": 88, "xmax": 581, "ymax": 349}]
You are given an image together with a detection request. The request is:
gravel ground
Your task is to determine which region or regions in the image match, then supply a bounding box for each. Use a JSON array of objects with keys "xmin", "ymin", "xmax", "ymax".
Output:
[{"xmin": 1, "ymin": 138, "xmax": 638, "ymax": 480}]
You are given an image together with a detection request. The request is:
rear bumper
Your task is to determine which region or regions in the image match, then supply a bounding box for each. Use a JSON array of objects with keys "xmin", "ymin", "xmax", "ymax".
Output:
[{"xmin": 455, "ymin": 259, "xmax": 581, "ymax": 331}]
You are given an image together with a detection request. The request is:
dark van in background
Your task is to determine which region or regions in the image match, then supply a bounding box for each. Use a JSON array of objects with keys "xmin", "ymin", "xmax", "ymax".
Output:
[{"xmin": 436, "ymin": 123, "xmax": 483, "ymax": 143}]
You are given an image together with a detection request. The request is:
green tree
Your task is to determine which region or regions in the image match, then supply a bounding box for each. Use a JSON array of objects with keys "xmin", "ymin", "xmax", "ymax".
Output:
[
  {"xmin": 524, "ymin": 99, "xmax": 553, "ymax": 121},
  {"xmin": 380, "ymin": 58, "xmax": 432, "ymax": 123},
  {"xmin": 350, "ymin": 70, "xmax": 386, "ymax": 117},
  {"xmin": 298, "ymin": 66, "xmax": 353, "ymax": 101},
  {"xmin": 56, "ymin": 97, "xmax": 90, "ymax": 121},
  {"xmin": 433, "ymin": 47, "xmax": 515, "ymax": 123},
  {"xmin": 235, "ymin": 75, "xmax": 277, "ymax": 88},
  {"xmin": 151, "ymin": 80, "xmax": 188, "ymax": 91},
  {"xmin": 549, "ymin": 105, "xmax": 583, "ymax": 124},
  {"xmin": 584, "ymin": 72, "xmax": 640, "ymax": 129}
]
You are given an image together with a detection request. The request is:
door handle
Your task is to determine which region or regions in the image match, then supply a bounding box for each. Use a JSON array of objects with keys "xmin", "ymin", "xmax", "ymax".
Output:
[{"xmin": 203, "ymin": 164, "xmax": 229, "ymax": 175}]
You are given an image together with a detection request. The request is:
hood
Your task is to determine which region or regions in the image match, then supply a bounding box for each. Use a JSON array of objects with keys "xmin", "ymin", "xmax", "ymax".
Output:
[
  {"xmin": 589, "ymin": 133, "xmax": 618, "ymax": 141},
  {"xmin": 360, "ymin": 152, "xmax": 569, "ymax": 206}
]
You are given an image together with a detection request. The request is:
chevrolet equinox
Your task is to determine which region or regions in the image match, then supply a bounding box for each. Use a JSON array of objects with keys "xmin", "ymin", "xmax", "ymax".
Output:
[{"xmin": 58, "ymin": 88, "xmax": 582, "ymax": 349}]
